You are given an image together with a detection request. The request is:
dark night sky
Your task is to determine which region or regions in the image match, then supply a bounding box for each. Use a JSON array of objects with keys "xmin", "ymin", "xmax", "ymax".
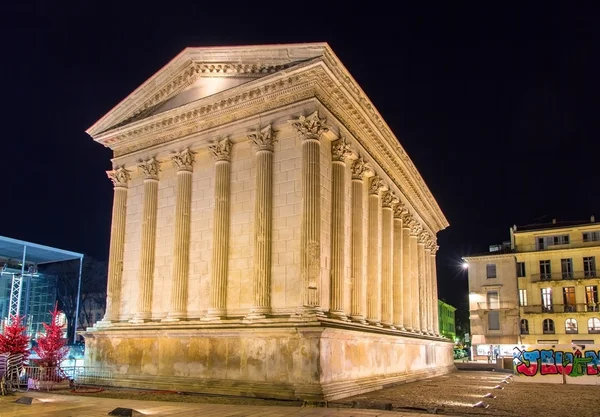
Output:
[{"xmin": 1, "ymin": 2, "xmax": 598, "ymax": 310}]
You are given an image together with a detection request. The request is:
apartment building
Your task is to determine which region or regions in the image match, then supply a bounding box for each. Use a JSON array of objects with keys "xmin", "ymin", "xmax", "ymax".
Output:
[{"xmin": 464, "ymin": 216, "xmax": 600, "ymax": 357}]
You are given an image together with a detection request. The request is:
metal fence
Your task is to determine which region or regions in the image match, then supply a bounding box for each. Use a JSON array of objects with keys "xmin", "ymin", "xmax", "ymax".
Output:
[{"xmin": 20, "ymin": 366, "xmax": 112, "ymax": 391}]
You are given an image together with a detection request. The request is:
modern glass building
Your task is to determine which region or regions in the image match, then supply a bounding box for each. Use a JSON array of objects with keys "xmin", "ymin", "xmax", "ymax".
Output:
[{"xmin": 0, "ymin": 236, "xmax": 83, "ymax": 340}]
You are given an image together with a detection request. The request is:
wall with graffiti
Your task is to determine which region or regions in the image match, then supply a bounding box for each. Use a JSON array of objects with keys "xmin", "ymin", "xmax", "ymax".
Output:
[{"xmin": 513, "ymin": 344, "xmax": 600, "ymax": 385}]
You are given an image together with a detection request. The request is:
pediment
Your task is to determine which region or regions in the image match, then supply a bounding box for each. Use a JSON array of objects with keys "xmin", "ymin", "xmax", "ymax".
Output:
[{"xmin": 86, "ymin": 43, "xmax": 330, "ymax": 137}]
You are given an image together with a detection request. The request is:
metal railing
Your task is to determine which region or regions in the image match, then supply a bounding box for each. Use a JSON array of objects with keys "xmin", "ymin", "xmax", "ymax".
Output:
[
  {"xmin": 522, "ymin": 303, "xmax": 600, "ymax": 314},
  {"xmin": 476, "ymin": 301, "xmax": 517, "ymax": 310},
  {"xmin": 530, "ymin": 271, "xmax": 598, "ymax": 282},
  {"xmin": 21, "ymin": 366, "xmax": 112, "ymax": 390}
]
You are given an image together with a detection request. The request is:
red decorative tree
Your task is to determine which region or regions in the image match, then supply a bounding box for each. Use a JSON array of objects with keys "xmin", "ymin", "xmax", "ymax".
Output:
[
  {"xmin": 0, "ymin": 315, "xmax": 29, "ymax": 358},
  {"xmin": 33, "ymin": 304, "xmax": 68, "ymax": 372}
]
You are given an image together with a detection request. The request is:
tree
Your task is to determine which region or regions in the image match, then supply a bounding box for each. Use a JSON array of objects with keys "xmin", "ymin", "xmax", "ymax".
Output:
[
  {"xmin": 0, "ymin": 315, "xmax": 29, "ymax": 359},
  {"xmin": 33, "ymin": 304, "xmax": 68, "ymax": 370},
  {"xmin": 41, "ymin": 257, "xmax": 107, "ymax": 341}
]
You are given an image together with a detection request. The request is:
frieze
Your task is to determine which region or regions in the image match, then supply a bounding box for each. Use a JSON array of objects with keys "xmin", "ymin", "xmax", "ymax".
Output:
[
  {"xmin": 289, "ymin": 111, "xmax": 329, "ymax": 140},
  {"xmin": 248, "ymin": 124, "xmax": 276, "ymax": 152},
  {"xmin": 106, "ymin": 166, "xmax": 130, "ymax": 188},
  {"xmin": 209, "ymin": 137, "xmax": 232, "ymax": 161},
  {"xmin": 138, "ymin": 157, "xmax": 160, "ymax": 180},
  {"xmin": 331, "ymin": 136, "xmax": 352, "ymax": 162},
  {"xmin": 369, "ymin": 175, "xmax": 385, "ymax": 195},
  {"xmin": 172, "ymin": 148, "xmax": 195, "ymax": 172}
]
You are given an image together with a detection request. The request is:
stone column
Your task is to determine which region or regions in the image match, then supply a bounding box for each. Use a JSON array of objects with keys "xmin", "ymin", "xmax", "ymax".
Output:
[
  {"xmin": 431, "ymin": 244, "xmax": 440, "ymax": 336},
  {"xmin": 290, "ymin": 111, "xmax": 329, "ymax": 314},
  {"xmin": 165, "ymin": 149, "xmax": 195, "ymax": 321},
  {"xmin": 102, "ymin": 167, "xmax": 130, "ymax": 324},
  {"xmin": 409, "ymin": 221, "xmax": 421, "ymax": 333},
  {"xmin": 131, "ymin": 157, "xmax": 160, "ymax": 323},
  {"xmin": 247, "ymin": 125, "xmax": 276, "ymax": 319},
  {"xmin": 205, "ymin": 138, "xmax": 232, "ymax": 320},
  {"xmin": 425, "ymin": 239, "xmax": 434, "ymax": 335},
  {"xmin": 393, "ymin": 204, "xmax": 405, "ymax": 330},
  {"xmin": 381, "ymin": 190, "xmax": 397, "ymax": 328},
  {"xmin": 367, "ymin": 175, "xmax": 385, "ymax": 326},
  {"xmin": 329, "ymin": 137, "xmax": 352, "ymax": 319},
  {"xmin": 417, "ymin": 231, "xmax": 428, "ymax": 334},
  {"xmin": 401, "ymin": 212, "xmax": 413, "ymax": 331},
  {"xmin": 350, "ymin": 156, "xmax": 371, "ymax": 323}
]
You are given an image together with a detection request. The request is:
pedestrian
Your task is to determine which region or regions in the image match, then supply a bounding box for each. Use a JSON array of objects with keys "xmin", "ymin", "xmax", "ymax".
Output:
[{"xmin": 494, "ymin": 346, "xmax": 499, "ymax": 361}]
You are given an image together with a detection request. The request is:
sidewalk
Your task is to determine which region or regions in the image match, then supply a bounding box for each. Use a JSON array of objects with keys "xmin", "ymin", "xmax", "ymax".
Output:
[{"xmin": 0, "ymin": 392, "xmax": 448, "ymax": 417}]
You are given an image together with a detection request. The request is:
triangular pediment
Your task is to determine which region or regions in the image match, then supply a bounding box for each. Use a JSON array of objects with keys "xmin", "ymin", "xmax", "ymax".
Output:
[{"xmin": 86, "ymin": 43, "xmax": 330, "ymax": 137}]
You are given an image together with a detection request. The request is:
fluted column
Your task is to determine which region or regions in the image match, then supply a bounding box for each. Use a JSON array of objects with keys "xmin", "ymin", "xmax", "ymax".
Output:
[
  {"xmin": 393, "ymin": 204, "xmax": 405, "ymax": 330},
  {"xmin": 381, "ymin": 190, "xmax": 397, "ymax": 328},
  {"xmin": 417, "ymin": 232, "xmax": 428, "ymax": 334},
  {"xmin": 401, "ymin": 212, "xmax": 413, "ymax": 331},
  {"xmin": 131, "ymin": 158, "xmax": 160, "ymax": 323},
  {"xmin": 290, "ymin": 112, "xmax": 329, "ymax": 314},
  {"xmin": 247, "ymin": 125, "xmax": 276, "ymax": 319},
  {"xmin": 431, "ymin": 244, "xmax": 440, "ymax": 336},
  {"xmin": 367, "ymin": 175, "xmax": 385, "ymax": 326},
  {"xmin": 165, "ymin": 149, "xmax": 195, "ymax": 321},
  {"xmin": 205, "ymin": 138, "xmax": 232, "ymax": 319},
  {"xmin": 329, "ymin": 137, "xmax": 352, "ymax": 319},
  {"xmin": 350, "ymin": 156, "xmax": 371, "ymax": 323},
  {"xmin": 102, "ymin": 167, "xmax": 130, "ymax": 324},
  {"xmin": 409, "ymin": 221, "xmax": 421, "ymax": 333},
  {"xmin": 424, "ymin": 240, "xmax": 433, "ymax": 335}
]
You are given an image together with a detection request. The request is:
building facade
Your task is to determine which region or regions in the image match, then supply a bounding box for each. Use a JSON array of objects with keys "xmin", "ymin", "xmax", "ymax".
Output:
[
  {"xmin": 84, "ymin": 43, "xmax": 452, "ymax": 400},
  {"xmin": 438, "ymin": 300, "xmax": 457, "ymax": 341},
  {"xmin": 464, "ymin": 217, "xmax": 600, "ymax": 358}
]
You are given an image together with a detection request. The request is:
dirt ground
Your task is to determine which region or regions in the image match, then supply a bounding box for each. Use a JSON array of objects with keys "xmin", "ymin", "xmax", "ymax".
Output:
[{"xmin": 48, "ymin": 370, "xmax": 600, "ymax": 416}]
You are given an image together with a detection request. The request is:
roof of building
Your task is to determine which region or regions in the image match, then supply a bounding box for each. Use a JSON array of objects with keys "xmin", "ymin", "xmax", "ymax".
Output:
[
  {"xmin": 0, "ymin": 235, "xmax": 83, "ymax": 265},
  {"xmin": 514, "ymin": 218, "xmax": 597, "ymax": 233}
]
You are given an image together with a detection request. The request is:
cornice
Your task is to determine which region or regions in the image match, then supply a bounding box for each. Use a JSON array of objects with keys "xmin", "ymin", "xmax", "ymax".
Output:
[{"xmin": 89, "ymin": 54, "xmax": 448, "ymax": 233}]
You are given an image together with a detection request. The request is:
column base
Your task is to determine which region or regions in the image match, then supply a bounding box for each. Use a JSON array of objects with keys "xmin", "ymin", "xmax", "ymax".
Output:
[
  {"xmin": 245, "ymin": 307, "xmax": 271, "ymax": 320},
  {"xmin": 328, "ymin": 310, "xmax": 349, "ymax": 321},
  {"xmin": 367, "ymin": 320, "xmax": 383, "ymax": 327},
  {"xmin": 381, "ymin": 323, "xmax": 396, "ymax": 330},
  {"xmin": 202, "ymin": 308, "xmax": 226, "ymax": 321},
  {"xmin": 163, "ymin": 311, "xmax": 187, "ymax": 322},
  {"xmin": 129, "ymin": 312, "xmax": 152, "ymax": 324},
  {"xmin": 294, "ymin": 307, "xmax": 326, "ymax": 318},
  {"xmin": 350, "ymin": 315, "xmax": 367, "ymax": 324},
  {"xmin": 94, "ymin": 320, "xmax": 114, "ymax": 328},
  {"xmin": 395, "ymin": 326, "xmax": 407, "ymax": 332}
]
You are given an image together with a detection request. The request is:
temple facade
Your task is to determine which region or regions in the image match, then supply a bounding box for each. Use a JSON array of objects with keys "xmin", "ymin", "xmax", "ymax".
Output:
[{"xmin": 84, "ymin": 43, "xmax": 452, "ymax": 400}]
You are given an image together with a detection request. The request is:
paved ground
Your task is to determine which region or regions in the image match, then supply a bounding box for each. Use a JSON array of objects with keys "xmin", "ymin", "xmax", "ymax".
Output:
[{"xmin": 2, "ymin": 369, "xmax": 600, "ymax": 416}]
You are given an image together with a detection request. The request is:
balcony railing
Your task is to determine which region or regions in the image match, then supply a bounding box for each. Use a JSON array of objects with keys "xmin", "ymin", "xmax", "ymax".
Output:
[
  {"xmin": 530, "ymin": 271, "xmax": 598, "ymax": 282},
  {"xmin": 522, "ymin": 303, "xmax": 600, "ymax": 314},
  {"xmin": 515, "ymin": 239, "xmax": 600, "ymax": 252},
  {"xmin": 476, "ymin": 301, "xmax": 517, "ymax": 310}
]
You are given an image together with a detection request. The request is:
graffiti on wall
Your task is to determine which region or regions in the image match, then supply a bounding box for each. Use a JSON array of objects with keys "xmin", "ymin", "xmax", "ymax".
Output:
[{"xmin": 514, "ymin": 344, "xmax": 600, "ymax": 383}]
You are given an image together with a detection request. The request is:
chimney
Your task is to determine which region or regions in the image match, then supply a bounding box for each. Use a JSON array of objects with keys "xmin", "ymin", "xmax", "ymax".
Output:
[
  {"xmin": 592, "ymin": 215, "xmax": 596, "ymax": 223},
  {"xmin": 552, "ymin": 218, "xmax": 556, "ymax": 224}
]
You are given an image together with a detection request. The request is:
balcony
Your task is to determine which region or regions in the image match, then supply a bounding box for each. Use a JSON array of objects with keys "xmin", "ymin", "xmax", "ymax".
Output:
[
  {"xmin": 522, "ymin": 304, "xmax": 600, "ymax": 314},
  {"xmin": 530, "ymin": 271, "xmax": 598, "ymax": 282},
  {"xmin": 515, "ymin": 239, "xmax": 600, "ymax": 252},
  {"xmin": 476, "ymin": 301, "xmax": 516, "ymax": 310}
]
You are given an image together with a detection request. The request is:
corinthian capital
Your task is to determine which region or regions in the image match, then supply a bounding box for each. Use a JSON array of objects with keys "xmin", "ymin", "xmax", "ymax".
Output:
[
  {"xmin": 418, "ymin": 230, "xmax": 429, "ymax": 244},
  {"xmin": 289, "ymin": 111, "xmax": 329, "ymax": 140},
  {"xmin": 410, "ymin": 221, "xmax": 422, "ymax": 237},
  {"xmin": 107, "ymin": 166, "xmax": 130, "ymax": 188},
  {"xmin": 351, "ymin": 156, "xmax": 372, "ymax": 180},
  {"xmin": 381, "ymin": 190, "xmax": 398, "ymax": 208},
  {"xmin": 369, "ymin": 175, "xmax": 385, "ymax": 195},
  {"xmin": 138, "ymin": 157, "xmax": 160, "ymax": 180},
  {"xmin": 248, "ymin": 124, "xmax": 277, "ymax": 152},
  {"xmin": 331, "ymin": 136, "xmax": 352, "ymax": 162},
  {"xmin": 431, "ymin": 245, "xmax": 440, "ymax": 256},
  {"xmin": 209, "ymin": 137, "xmax": 232, "ymax": 162},
  {"xmin": 394, "ymin": 202, "xmax": 407, "ymax": 218},
  {"xmin": 172, "ymin": 148, "xmax": 195, "ymax": 172}
]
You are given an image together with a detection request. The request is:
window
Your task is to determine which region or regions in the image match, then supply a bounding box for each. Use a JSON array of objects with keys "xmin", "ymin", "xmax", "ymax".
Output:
[
  {"xmin": 519, "ymin": 289, "xmax": 528, "ymax": 306},
  {"xmin": 520, "ymin": 319, "xmax": 529, "ymax": 334},
  {"xmin": 561, "ymin": 258, "xmax": 573, "ymax": 279},
  {"xmin": 563, "ymin": 287, "xmax": 576, "ymax": 312},
  {"xmin": 488, "ymin": 311, "xmax": 500, "ymax": 330},
  {"xmin": 583, "ymin": 231, "xmax": 600, "ymax": 242},
  {"xmin": 487, "ymin": 291, "xmax": 499, "ymax": 309},
  {"xmin": 543, "ymin": 318, "xmax": 555, "ymax": 334},
  {"xmin": 584, "ymin": 257, "xmax": 597, "ymax": 278},
  {"xmin": 588, "ymin": 318, "xmax": 600, "ymax": 334},
  {"xmin": 541, "ymin": 288, "xmax": 553, "ymax": 312},
  {"xmin": 486, "ymin": 264, "xmax": 497, "ymax": 279},
  {"xmin": 565, "ymin": 318, "xmax": 578, "ymax": 334},
  {"xmin": 517, "ymin": 262, "xmax": 526, "ymax": 277},
  {"xmin": 553, "ymin": 235, "xmax": 569, "ymax": 245},
  {"xmin": 586, "ymin": 286, "xmax": 599, "ymax": 311},
  {"xmin": 540, "ymin": 260, "xmax": 552, "ymax": 280}
]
